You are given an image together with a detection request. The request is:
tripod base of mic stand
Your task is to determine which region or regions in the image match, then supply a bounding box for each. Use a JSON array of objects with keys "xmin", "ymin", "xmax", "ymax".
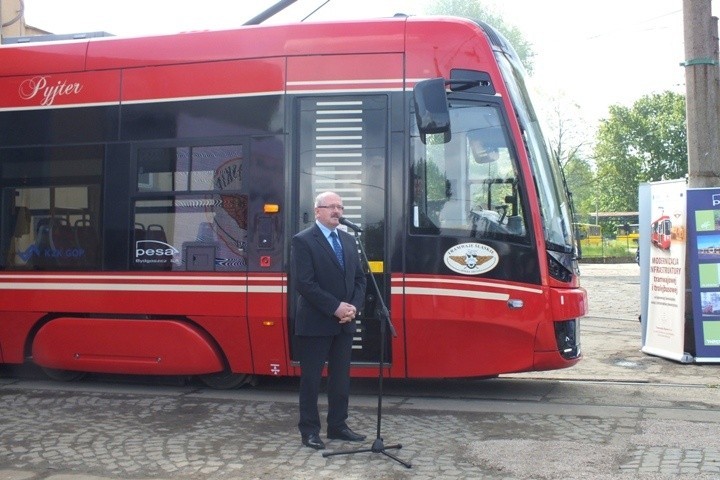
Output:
[{"xmin": 322, "ymin": 437, "xmax": 412, "ymax": 468}]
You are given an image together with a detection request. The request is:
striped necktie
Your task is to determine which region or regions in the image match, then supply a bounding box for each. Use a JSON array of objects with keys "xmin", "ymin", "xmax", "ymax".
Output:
[{"xmin": 330, "ymin": 231, "xmax": 344, "ymax": 269}]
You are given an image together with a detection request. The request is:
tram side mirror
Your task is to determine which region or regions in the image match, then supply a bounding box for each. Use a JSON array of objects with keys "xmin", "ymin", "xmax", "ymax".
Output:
[{"xmin": 413, "ymin": 78, "xmax": 451, "ymax": 144}]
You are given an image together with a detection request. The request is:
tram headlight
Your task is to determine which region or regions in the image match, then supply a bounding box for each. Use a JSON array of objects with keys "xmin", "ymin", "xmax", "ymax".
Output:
[
  {"xmin": 547, "ymin": 251, "xmax": 575, "ymax": 282},
  {"xmin": 554, "ymin": 319, "xmax": 580, "ymax": 359}
]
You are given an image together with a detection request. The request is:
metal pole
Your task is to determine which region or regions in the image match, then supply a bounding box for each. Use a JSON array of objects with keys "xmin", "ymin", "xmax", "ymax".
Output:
[
  {"xmin": 684, "ymin": 0, "xmax": 720, "ymax": 188},
  {"xmin": 682, "ymin": 0, "xmax": 719, "ymax": 355}
]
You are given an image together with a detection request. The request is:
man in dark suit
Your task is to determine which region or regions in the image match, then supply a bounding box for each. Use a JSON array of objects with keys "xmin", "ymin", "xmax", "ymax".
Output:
[{"xmin": 291, "ymin": 191, "xmax": 367, "ymax": 450}]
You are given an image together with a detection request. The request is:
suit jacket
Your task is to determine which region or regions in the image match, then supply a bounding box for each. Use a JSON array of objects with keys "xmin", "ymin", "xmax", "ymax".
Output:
[{"xmin": 291, "ymin": 224, "xmax": 366, "ymax": 336}]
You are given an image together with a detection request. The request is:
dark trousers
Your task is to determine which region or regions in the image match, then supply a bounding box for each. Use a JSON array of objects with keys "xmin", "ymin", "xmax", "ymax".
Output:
[{"xmin": 296, "ymin": 331, "xmax": 353, "ymax": 435}]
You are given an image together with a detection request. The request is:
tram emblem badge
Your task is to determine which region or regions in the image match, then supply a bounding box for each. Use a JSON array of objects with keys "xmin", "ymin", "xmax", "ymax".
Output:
[{"xmin": 443, "ymin": 242, "xmax": 499, "ymax": 275}]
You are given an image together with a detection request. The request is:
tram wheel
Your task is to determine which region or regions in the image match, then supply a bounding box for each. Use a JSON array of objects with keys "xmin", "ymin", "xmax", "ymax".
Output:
[
  {"xmin": 41, "ymin": 367, "xmax": 86, "ymax": 382},
  {"xmin": 199, "ymin": 371, "xmax": 253, "ymax": 390}
]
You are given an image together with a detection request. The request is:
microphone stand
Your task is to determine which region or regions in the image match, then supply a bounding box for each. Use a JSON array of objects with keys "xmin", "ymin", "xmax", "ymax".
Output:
[{"xmin": 322, "ymin": 224, "xmax": 411, "ymax": 468}]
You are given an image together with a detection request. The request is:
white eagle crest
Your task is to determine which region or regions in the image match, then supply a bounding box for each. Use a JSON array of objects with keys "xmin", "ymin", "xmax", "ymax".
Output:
[{"xmin": 449, "ymin": 251, "xmax": 493, "ymax": 269}]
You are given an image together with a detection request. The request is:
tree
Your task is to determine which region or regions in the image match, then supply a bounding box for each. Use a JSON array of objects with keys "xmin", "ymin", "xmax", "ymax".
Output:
[
  {"xmin": 593, "ymin": 91, "xmax": 687, "ymax": 213},
  {"xmin": 543, "ymin": 96, "xmax": 596, "ymax": 218},
  {"xmin": 424, "ymin": 0, "xmax": 534, "ymax": 73},
  {"xmin": 563, "ymin": 155, "xmax": 595, "ymax": 218}
]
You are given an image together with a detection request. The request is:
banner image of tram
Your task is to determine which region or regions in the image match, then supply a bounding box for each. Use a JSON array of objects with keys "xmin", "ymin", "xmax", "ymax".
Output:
[
  {"xmin": 0, "ymin": 14, "xmax": 586, "ymax": 388},
  {"xmin": 651, "ymin": 216, "xmax": 673, "ymax": 250}
]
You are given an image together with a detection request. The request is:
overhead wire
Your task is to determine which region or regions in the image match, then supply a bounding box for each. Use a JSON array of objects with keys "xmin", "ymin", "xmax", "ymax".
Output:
[{"xmin": 586, "ymin": 9, "xmax": 681, "ymax": 41}]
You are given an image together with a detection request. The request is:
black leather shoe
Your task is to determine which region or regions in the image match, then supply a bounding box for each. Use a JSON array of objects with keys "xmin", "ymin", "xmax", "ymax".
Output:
[
  {"xmin": 301, "ymin": 433, "xmax": 325, "ymax": 450},
  {"xmin": 327, "ymin": 427, "xmax": 366, "ymax": 442}
]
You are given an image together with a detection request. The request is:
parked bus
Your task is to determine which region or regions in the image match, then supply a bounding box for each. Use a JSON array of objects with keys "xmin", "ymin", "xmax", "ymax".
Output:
[
  {"xmin": 0, "ymin": 15, "xmax": 585, "ymax": 387},
  {"xmin": 651, "ymin": 216, "xmax": 672, "ymax": 250},
  {"xmin": 616, "ymin": 223, "xmax": 639, "ymax": 243},
  {"xmin": 574, "ymin": 223, "xmax": 602, "ymax": 248}
]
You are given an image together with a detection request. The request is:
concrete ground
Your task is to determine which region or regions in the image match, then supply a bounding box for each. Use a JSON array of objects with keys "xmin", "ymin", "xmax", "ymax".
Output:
[{"xmin": 1, "ymin": 263, "xmax": 719, "ymax": 480}]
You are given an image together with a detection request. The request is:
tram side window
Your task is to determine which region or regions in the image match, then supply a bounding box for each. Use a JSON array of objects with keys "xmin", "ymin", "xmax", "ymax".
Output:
[
  {"xmin": 137, "ymin": 145, "xmax": 242, "ymax": 193},
  {"xmin": 410, "ymin": 104, "xmax": 528, "ymax": 243},
  {"xmin": 132, "ymin": 144, "xmax": 246, "ymax": 271},
  {"xmin": 0, "ymin": 146, "xmax": 103, "ymax": 270}
]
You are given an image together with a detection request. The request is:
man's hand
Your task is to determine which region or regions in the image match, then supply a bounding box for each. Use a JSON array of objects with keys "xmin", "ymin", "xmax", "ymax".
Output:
[{"xmin": 334, "ymin": 302, "xmax": 357, "ymax": 324}]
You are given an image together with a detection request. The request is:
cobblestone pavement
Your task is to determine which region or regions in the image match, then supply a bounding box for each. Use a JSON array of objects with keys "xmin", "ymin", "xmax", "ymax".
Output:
[{"xmin": 1, "ymin": 263, "xmax": 719, "ymax": 480}]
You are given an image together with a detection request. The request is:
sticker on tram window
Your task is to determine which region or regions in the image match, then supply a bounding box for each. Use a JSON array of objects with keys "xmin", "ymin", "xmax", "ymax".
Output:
[
  {"xmin": 443, "ymin": 242, "xmax": 499, "ymax": 275},
  {"xmin": 135, "ymin": 240, "xmax": 180, "ymax": 265}
]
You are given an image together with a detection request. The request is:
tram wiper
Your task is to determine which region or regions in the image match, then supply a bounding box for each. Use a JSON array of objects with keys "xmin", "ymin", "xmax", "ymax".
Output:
[
  {"xmin": 446, "ymin": 79, "xmax": 488, "ymax": 92},
  {"xmin": 546, "ymin": 240, "xmax": 574, "ymax": 255}
]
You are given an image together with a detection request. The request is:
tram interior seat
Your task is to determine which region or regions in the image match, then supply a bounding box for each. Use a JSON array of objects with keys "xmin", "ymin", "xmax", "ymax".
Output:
[
  {"xmin": 46, "ymin": 218, "xmax": 100, "ymax": 269},
  {"xmin": 146, "ymin": 224, "xmax": 168, "ymax": 243},
  {"xmin": 49, "ymin": 219, "xmax": 75, "ymax": 253},
  {"xmin": 134, "ymin": 223, "xmax": 146, "ymax": 242},
  {"xmin": 74, "ymin": 219, "xmax": 100, "ymax": 266},
  {"xmin": 135, "ymin": 223, "xmax": 168, "ymax": 243},
  {"xmin": 133, "ymin": 222, "xmax": 172, "ymax": 270},
  {"xmin": 30, "ymin": 217, "xmax": 74, "ymax": 269}
]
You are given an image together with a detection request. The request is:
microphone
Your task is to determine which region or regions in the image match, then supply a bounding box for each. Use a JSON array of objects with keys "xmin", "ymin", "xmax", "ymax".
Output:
[{"xmin": 339, "ymin": 216, "xmax": 363, "ymax": 232}]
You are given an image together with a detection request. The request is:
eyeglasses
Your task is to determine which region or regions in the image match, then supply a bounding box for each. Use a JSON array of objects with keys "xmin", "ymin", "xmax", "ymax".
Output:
[{"xmin": 317, "ymin": 204, "xmax": 345, "ymax": 211}]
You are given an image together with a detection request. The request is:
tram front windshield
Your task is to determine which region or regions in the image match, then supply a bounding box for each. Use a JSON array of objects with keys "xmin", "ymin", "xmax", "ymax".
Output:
[{"xmin": 411, "ymin": 101, "xmax": 528, "ymax": 244}]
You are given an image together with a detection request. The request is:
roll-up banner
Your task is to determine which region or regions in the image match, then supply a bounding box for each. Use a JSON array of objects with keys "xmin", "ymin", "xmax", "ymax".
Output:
[{"xmin": 640, "ymin": 179, "xmax": 692, "ymax": 363}]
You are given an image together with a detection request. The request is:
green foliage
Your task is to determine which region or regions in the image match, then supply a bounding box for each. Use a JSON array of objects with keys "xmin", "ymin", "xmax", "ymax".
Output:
[
  {"xmin": 425, "ymin": 156, "xmax": 447, "ymax": 201},
  {"xmin": 593, "ymin": 91, "xmax": 687, "ymax": 212},
  {"xmin": 563, "ymin": 155, "xmax": 595, "ymax": 216},
  {"xmin": 543, "ymin": 98, "xmax": 596, "ymax": 218},
  {"xmin": 425, "ymin": 0, "xmax": 534, "ymax": 73},
  {"xmin": 580, "ymin": 240, "xmax": 636, "ymax": 259}
]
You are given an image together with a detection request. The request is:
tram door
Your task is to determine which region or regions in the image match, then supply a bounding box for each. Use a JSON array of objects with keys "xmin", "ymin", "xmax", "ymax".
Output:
[{"xmin": 291, "ymin": 94, "xmax": 389, "ymax": 366}]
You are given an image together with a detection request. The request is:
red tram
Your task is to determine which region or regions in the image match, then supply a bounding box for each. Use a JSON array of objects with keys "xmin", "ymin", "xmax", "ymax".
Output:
[
  {"xmin": 651, "ymin": 216, "xmax": 672, "ymax": 250},
  {"xmin": 0, "ymin": 14, "xmax": 586, "ymax": 387}
]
